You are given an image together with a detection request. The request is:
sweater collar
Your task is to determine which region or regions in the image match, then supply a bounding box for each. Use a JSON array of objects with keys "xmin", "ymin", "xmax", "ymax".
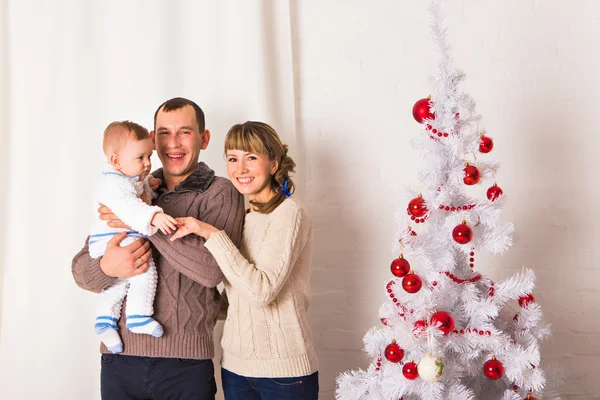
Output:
[
  {"xmin": 101, "ymin": 162, "xmax": 142, "ymax": 181},
  {"xmin": 152, "ymin": 162, "xmax": 215, "ymax": 193}
]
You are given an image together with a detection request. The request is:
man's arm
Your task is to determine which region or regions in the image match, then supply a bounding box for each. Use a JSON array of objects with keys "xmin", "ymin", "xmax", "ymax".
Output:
[
  {"xmin": 72, "ymin": 233, "xmax": 152, "ymax": 293},
  {"xmin": 148, "ymin": 182, "xmax": 245, "ymax": 288},
  {"xmin": 72, "ymin": 238, "xmax": 117, "ymax": 293}
]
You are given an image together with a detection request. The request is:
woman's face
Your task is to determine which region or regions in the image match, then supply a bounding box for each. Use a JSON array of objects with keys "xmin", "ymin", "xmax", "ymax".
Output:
[{"xmin": 226, "ymin": 149, "xmax": 278, "ymax": 203}]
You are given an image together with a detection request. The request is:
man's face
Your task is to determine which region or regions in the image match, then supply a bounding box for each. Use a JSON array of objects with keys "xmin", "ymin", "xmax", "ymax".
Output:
[{"xmin": 152, "ymin": 105, "xmax": 210, "ymax": 180}]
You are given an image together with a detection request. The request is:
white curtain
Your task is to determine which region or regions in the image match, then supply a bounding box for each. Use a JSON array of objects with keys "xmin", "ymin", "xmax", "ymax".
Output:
[{"xmin": 0, "ymin": 1, "xmax": 297, "ymax": 398}]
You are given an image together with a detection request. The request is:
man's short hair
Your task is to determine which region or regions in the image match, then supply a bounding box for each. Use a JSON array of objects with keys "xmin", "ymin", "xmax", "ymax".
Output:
[{"xmin": 153, "ymin": 97, "xmax": 205, "ymax": 132}]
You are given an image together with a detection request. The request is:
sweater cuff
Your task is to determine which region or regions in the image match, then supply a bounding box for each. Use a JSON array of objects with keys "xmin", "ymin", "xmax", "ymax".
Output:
[
  {"xmin": 87, "ymin": 257, "xmax": 118, "ymax": 292},
  {"xmin": 205, "ymin": 230, "xmax": 237, "ymax": 255}
]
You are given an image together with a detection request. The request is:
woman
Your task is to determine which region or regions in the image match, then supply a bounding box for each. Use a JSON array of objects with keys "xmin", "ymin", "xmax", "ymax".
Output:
[{"xmin": 171, "ymin": 121, "xmax": 319, "ymax": 399}]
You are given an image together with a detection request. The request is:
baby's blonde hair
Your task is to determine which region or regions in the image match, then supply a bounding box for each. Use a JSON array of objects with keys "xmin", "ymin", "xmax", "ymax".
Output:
[{"xmin": 103, "ymin": 121, "xmax": 150, "ymax": 156}]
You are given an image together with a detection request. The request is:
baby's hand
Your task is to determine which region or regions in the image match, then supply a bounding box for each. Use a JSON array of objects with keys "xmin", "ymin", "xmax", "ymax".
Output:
[
  {"xmin": 151, "ymin": 212, "xmax": 177, "ymax": 234},
  {"xmin": 148, "ymin": 176, "xmax": 162, "ymax": 191}
]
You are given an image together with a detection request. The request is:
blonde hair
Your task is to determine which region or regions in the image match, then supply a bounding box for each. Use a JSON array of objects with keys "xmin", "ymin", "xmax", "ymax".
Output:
[
  {"xmin": 103, "ymin": 121, "xmax": 150, "ymax": 156},
  {"xmin": 225, "ymin": 121, "xmax": 296, "ymax": 214}
]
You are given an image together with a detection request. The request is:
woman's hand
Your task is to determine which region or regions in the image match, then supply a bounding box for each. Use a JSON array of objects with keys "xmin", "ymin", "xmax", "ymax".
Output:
[{"xmin": 170, "ymin": 217, "xmax": 220, "ymax": 241}]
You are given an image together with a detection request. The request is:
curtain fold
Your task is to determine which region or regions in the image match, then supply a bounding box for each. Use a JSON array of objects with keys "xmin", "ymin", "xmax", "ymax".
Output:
[{"xmin": 0, "ymin": 1, "xmax": 297, "ymax": 398}]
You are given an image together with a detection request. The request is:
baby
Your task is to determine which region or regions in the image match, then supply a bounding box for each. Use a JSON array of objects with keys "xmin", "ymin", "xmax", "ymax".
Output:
[{"xmin": 88, "ymin": 121, "xmax": 176, "ymax": 353}]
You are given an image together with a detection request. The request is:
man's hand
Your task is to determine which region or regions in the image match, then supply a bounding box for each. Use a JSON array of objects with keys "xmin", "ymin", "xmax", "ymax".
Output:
[
  {"xmin": 100, "ymin": 232, "xmax": 152, "ymax": 278},
  {"xmin": 151, "ymin": 212, "xmax": 177, "ymax": 234},
  {"xmin": 98, "ymin": 203, "xmax": 131, "ymax": 230}
]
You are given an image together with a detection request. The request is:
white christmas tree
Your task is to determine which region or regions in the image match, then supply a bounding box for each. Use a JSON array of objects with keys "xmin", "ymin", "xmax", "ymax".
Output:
[{"xmin": 336, "ymin": 3, "xmax": 552, "ymax": 400}]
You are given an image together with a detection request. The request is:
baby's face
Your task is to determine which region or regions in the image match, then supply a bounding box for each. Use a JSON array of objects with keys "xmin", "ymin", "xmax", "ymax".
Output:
[{"xmin": 115, "ymin": 137, "xmax": 154, "ymax": 180}]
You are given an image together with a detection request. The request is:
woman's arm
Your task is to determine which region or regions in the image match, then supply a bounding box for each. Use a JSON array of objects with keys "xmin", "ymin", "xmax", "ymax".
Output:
[{"xmin": 174, "ymin": 203, "xmax": 311, "ymax": 306}]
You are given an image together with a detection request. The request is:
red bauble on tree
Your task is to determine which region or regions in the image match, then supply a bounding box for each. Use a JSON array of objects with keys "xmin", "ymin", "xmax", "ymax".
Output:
[
  {"xmin": 483, "ymin": 356, "xmax": 505, "ymax": 380},
  {"xmin": 518, "ymin": 293, "xmax": 536, "ymax": 307},
  {"xmin": 390, "ymin": 256, "xmax": 411, "ymax": 278},
  {"xmin": 408, "ymin": 195, "xmax": 428, "ymax": 218},
  {"xmin": 487, "ymin": 184, "xmax": 503, "ymax": 202},
  {"xmin": 384, "ymin": 340, "xmax": 404, "ymax": 363},
  {"xmin": 452, "ymin": 221, "xmax": 473, "ymax": 244},
  {"xmin": 412, "ymin": 97, "xmax": 435, "ymax": 123},
  {"xmin": 430, "ymin": 311, "xmax": 455, "ymax": 335},
  {"xmin": 402, "ymin": 272, "xmax": 422, "ymax": 294},
  {"xmin": 479, "ymin": 135, "xmax": 494, "ymax": 153},
  {"xmin": 402, "ymin": 361, "xmax": 419, "ymax": 380},
  {"xmin": 463, "ymin": 164, "xmax": 481, "ymax": 185},
  {"xmin": 526, "ymin": 395, "xmax": 538, "ymax": 400},
  {"xmin": 413, "ymin": 319, "xmax": 428, "ymax": 336}
]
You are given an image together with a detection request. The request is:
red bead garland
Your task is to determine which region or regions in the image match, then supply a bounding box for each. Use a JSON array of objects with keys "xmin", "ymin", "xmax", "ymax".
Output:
[
  {"xmin": 452, "ymin": 327, "xmax": 492, "ymax": 336},
  {"xmin": 425, "ymin": 124, "xmax": 450, "ymax": 139},
  {"xmin": 438, "ymin": 203, "xmax": 477, "ymax": 212},
  {"xmin": 407, "ymin": 209, "xmax": 427, "ymax": 224},
  {"xmin": 442, "ymin": 271, "xmax": 482, "ymax": 284}
]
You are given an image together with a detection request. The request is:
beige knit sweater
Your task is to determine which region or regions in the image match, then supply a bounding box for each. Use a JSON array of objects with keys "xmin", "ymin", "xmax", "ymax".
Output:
[{"xmin": 204, "ymin": 197, "xmax": 318, "ymax": 378}]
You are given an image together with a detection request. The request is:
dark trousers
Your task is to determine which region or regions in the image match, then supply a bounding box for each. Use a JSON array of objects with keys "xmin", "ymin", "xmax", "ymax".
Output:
[
  {"xmin": 221, "ymin": 368, "xmax": 319, "ymax": 400},
  {"xmin": 100, "ymin": 354, "xmax": 217, "ymax": 400}
]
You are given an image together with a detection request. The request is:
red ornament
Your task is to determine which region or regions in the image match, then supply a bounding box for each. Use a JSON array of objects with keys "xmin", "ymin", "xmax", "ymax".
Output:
[
  {"xmin": 380, "ymin": 317, "xmax": 389, "ymax": 326},
  {"xmin": 412, "ymin": 97, "xmax": 435, "ymax": 123},
  {"xmin": 391, "ymin": 256, "xmax": 411, "ymax": 278},
  {"xmin": 463, "ymin": 165, "xmax": 481, "ymax": 185},
  {"xmin": 384, "ymin": 341, "xmax": 404, "ymax": 363},
  {"xmin": 402, "ymin": 361, "xmax": 419, "ymax": 380},
  {"xmin": 452, "ymin": 221, "xmax": 473, "ymax": 244},
  {"xmin": 518, "ymin": 293, "xmax": 536, "ymax": 307},
  {"xmin": 402, "ymin": 273, "xmax": 422, "ymax": 294},
  {"xmin": 487, "ymin": 184, "xmax": 504, "ymax": 202},
  {"xmin": 483, "ymin": 357, "xmax": 505, "ymax": 380},
  {"xmin": 408, "ymin": 196, "xmax": 428, "ymax": 218},
  {"xmin": 526, "ymin": 395, "xmax": 537, "ymax": 400},
  {"xmin": 430, "ymin": 311, "xmax": 455, "ymax": 335},
  {"xmin": 413, "ymin": 319, "xmax": 428, "ymax": 336},
  {"xmin": 479, "ymin": 135, "xmax": 494, "ymax": 153}
]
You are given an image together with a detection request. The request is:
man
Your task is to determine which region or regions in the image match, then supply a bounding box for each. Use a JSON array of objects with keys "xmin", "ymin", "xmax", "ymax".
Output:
[{"xmin": 72, "ymin": 97, "xmax": 245, "ymax": 399}]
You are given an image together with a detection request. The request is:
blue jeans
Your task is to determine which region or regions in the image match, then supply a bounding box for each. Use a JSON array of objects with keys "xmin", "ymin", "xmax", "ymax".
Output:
[{"xmin": 221, "ymin": 368, "xmax": 319, "ymax": 400}]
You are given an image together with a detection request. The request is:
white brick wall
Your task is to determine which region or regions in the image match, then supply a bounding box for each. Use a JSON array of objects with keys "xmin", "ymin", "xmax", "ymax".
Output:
[{"xmin": 291, "ymin": 1, "xmax": 600, "ymax": 398}]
